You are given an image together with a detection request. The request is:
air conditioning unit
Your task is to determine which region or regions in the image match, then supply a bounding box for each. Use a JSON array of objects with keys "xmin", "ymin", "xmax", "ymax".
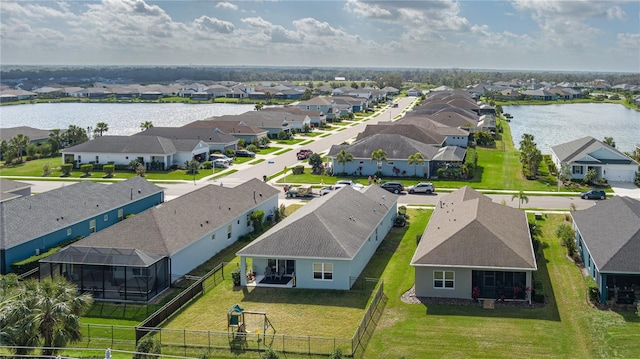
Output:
[{"xmin": 35, "ymin": 248, "xmax": 40, "ymax": 256}]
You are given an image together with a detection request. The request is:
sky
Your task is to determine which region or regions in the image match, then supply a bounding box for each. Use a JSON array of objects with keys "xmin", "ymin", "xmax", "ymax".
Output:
[{"xmin": 1, "ymin": 0, "xmax": 639, "ymax": 72}]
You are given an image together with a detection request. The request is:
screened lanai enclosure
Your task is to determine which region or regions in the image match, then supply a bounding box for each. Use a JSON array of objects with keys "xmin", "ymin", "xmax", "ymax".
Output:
[{"xmin": 39, "ymin": 246, "xmax": 170, "ymax": 302}]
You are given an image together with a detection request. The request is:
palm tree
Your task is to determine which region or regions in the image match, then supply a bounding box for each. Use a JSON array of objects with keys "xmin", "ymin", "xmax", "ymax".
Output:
[
  {"xmin": 511, "ymin": 190, "xmax": 529, "ymax": 209},
  {"xmin": 93, "ymin": 122, "xmax": 109, "ymax": 137},
  {"xmin": 407, "ymin": 152, "xmax": 425, "ymax": 177},
  {"xmin": 603, "ymin": 137, "xmax": 615, "ymax": 148},
  {"xmin": 48, "ymin": 129, "xmax": 64, "ymax": 155},
  {"xmin": 0, "ymin": 277, "xmax": 93, "ymax": 357},
  {"xmin": 371, "ymin": 149, "xmax": 387, "ymax": 175},
  {"xmin": 9, "ymin": 134, "xmax": 29, "ymax": 162},
  {"xmin": 66, "ymin": 125, "xmax": 88, "ymax": 146},
  {"xmin": 335, "ymin": 149, "xmax": 353, "ymax": 175},
  {"xmin": 140, "ymin": 121, "xmax": 154, "ymax": 131}
]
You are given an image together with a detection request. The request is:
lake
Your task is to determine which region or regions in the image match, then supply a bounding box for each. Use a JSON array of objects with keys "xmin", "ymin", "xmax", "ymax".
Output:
[
  {"xmin": 0, "ymin": 102, "xmax": 256, "ymax": 136},
  {"xmin": 505, "ymin": 103, "xmax": 640, "ymax": 154}
]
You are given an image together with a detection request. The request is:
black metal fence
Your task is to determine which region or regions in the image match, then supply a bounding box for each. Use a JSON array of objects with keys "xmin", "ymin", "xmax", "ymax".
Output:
[{"xmin": 351, "ymin": 280, "xmax": 385, "ymax": 356}]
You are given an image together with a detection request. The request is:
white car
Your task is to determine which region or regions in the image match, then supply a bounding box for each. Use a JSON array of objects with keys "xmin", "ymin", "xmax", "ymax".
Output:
[
  {"xmin": 319, "ymin": 186, "xmax": 335, "ymax": 196},
  {"xmin": 335, "ymin": 180, "xmax": 365, "ymax": 191},
  {"xmin": 212, "ymin": 159, "xmax": 229, "ymax": 168},
  {"xmin": 407, "ymin": 182, "xmax": 435, "ymax": 194}
]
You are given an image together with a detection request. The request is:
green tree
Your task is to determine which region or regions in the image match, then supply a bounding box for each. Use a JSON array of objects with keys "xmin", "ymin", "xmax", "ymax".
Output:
[
  {"xmin": 0, "ymin": 277, "xmax": 93, "ymax": 358},
  {"xmin": 140, "ymin": 121, "xmax": 154, "ymax": 131},
  {"xmin": 558, "ymin": 163, "xmax": 572, "ymax": 184},
  {"xmin": 308, "ymin": 153, "xmax": 324, "ymax": 174},
  {"xmin": 300, "ymin": 89, "xmax": 312, "ymax": 101},
  {"xmin": 519, "ymin": 133, "xmax": 542, "ymax": 177},
  {"xmin": 48, "ymin": 129, "xmax": 64, "ymax": 155},
  {"xmin": 184, "ymin": 159, "xmax": 200, "ymax": 175},
  {"xmin": 254, "ymin": 103, "xmax": 264, "ymax": 111},
  {"xmin": 9, "ymin": 134, "xmax": 30, "ymax": 162},
  {"xmin": 407, "ymin": 152, "xmax": 425, "ymax": 176},
  {"xmin": 511, "ymin": 190, "xmax": 529, "ymax": 209},
  {"xmin": 65, "ymin": 125, "xmax": 88, "ymax": 146},
  {"xmin": 93, "ymin": 122, "xmax": 109, "ymax": 137},
  {"xmin": 583, "ymin": 168, "xmax": 598, "ymax": 184},
  {"xmin": 336, "ymin": 149, "xmax": 353, "ymax": 175},
  {"xmin": 556, "ymin": 223, "xmax": 577, "ymax": 256},
  {"xmin": 603, "ymin": 136, "xmax": 616, "ymax": 148},
  {"xmin": 371, "ymin": 149, "xmax": 387, "ymax": 174}
]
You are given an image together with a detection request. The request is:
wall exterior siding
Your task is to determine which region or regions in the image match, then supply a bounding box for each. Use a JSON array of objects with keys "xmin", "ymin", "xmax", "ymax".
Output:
[{"xmin": 414, "ymin": 266, "xmax": 473, "ymax": 299}]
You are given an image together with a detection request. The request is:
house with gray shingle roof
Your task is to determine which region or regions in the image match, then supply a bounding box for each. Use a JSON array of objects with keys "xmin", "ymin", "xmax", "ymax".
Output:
[
  {"xmin": 327, "ymin": 133, "xmax": 465, "ymax": 178},
  {"xmin": 40, "ymin": 179, "xmax": 279, "ymax": 302},
  {"xmin": 411, "ymin": 187, "xmax": 537, "ymax": 303},
  {"xmin": 236, "ymin": 185, "xmax": 397, "ymax": 290},
  {"xmin": 62, "ymin": 135, "xmax": 210, "ymax": 170},
  {"xmin": 550, "ymin": 136, "xmax": 639, "ymax": 183},
  {"xmin": 571, "ymin": 196, "xmax": 640, "ymax": 304},
  {"xmin": 133, "ymin": 127, "xmax": 238, "ymax": 153},
  {"xmin": 211, "ymin": 111, "xmax": 311, "ymax": 136},
  {"xmin": 182, "ymin": 119, "xmax": 269, "ymax": 143},
  {"xmin": 0, "ymin": 177, "xmax": 163, "ymax": 274},
  {"xmin": 0, "ymin": 179, "xmax": 31, "ymax": 202}
]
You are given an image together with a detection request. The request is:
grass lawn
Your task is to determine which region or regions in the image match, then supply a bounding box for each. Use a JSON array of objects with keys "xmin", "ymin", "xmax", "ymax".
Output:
[
  {"xmin": 255, "ymin": 146, "xmax": 282, "ymax": 155},
  {"xmin": 274, "ymin": 138, "xmax": 305, "ymax": 145}
]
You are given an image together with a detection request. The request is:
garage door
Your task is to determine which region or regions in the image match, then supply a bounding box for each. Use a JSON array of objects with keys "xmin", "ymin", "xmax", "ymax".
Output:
[{"xmin": 605, "ymin": 168, "xmax": 635, "ymax": 182}]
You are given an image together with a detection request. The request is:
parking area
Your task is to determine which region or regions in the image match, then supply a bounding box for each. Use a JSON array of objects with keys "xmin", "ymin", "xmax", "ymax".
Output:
[{"xmin": 610, "ymin": 182, "xmax": 640, "ymax": 199}]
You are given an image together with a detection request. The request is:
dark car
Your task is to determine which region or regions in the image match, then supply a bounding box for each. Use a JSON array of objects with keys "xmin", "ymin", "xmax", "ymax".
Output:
[
  {"xmin": 580, "ymin": 190, "xmax": 606, "ymax": 200},
  {"xmin": 235, "ymin": 149, "xmax": 255, "ymax": 158},
  {"xmin": 380, "ymin": 182, "xmax": 404, "ymax": 194}
]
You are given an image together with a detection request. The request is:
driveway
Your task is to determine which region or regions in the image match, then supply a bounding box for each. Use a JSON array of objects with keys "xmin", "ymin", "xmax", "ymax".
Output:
[{"xmin": 609, "ymin": 181, "xmax": 640, "ymax": 199}]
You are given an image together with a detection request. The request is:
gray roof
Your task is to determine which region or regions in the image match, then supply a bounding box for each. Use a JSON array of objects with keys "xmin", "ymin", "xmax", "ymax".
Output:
[
  {"xmin": 73, "ymin": 179, "xmax": 279, "ymax": 256},
  {"xmin": 210, "ymin": 111, "xmax": 307, "ymax": 129},
  {"xmin": 0, "ymin": 126, "xmax": 58, "ymax": 142},
  {"xmin": 571, "ymin": 196, "xmax": 640, "ymax": 273},
  {"xmin": 182, "ymin": 120, "xmax": 268, "ymax": 135},
  {"xmin": 356, "ymin": 124, "xmax": 446, "ymax": 146},
  {"xmin": 41, "ymin": 246, "xmax": 164, "ymax": 267},
  {"xmin": 62, "ymin": 135, "xmax": 178, "ymax": 154},
  {"xmin": 0, "ymin": 177, "xmax": 163, "ymax": 250},
  {"xmin": 0, "ymin": 179, "xmax": 31, "ymax": 202},
  {"xmin": 411, "ymin": 187, "xmax": 537, "ymax": 270},
  {"xmin": 237, "ymin": 185, "xmax": 397, "ymax": 259},
  {"xmin": 551, "ymin": 136, "xmax": 638, "ymax": 165},
  {"xmin": 394, "ymin": 117, "xmax": 470, "ymax": 136},
  {"xmin": 133, "ymin": 127, "xmax": 238, "ymax": 144},
  {"xmin": 327, "ymin": 134, "xmax": 441, "ymax": 160},
  {"xmin": 432, "ymin": 146, "xmax": 467, "ymax": 162}
]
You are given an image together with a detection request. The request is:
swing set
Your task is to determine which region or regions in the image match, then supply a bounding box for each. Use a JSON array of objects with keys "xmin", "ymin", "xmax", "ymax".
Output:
[{"xmin": 227, "ymin": 304, "xmax": 275, "ymax": 341}]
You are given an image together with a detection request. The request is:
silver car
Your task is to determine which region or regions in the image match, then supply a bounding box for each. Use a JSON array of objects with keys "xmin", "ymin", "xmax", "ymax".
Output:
[{"xmin": 407, "ymin": 182, "xmax": 435, "ymax": 194}]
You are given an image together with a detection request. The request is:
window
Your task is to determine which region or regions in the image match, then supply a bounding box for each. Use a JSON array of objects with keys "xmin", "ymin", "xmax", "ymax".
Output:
[
  {"xmin": 118, "ymin": 208, "xmax": 123, "ymax": 221},
  {"xmin": 211, "ymin": 233, "xmax": 215, "ymax": 240},
  {"xmin": 95, "ymin": 156, "xmax": 99, "ymax": 163},
  {"xmin": 247, "ymin": 214, "xmax": 251, "ymax": 227},
  {"xmin": 313, "ymin": 263, "xmax": 333, "ymax": 280},
  {"xmin": 89, "ymin": 219, "xmax": 96, "ymax": 233},
  {"xmin": 67, "ymin": 228, "xmax": 72, "ymax": 236},
  {"xmin": 227, "ymin": 224, "xmax": 232, "ymax": 239},
  {"xmin": 572, "ymin": 166, "xmax": 583, "ymax": 174},
  {"xmin": 104, "ymin": 214, "xmax": 108, "ymax": 221},
  {"xmin": 434, "ymin": 271, "xmax": 454, "ymax": 289}
]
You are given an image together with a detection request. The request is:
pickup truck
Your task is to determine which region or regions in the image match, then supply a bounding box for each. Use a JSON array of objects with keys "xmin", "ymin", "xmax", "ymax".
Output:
[
  {"xmin": 296, "ymin": 149, "xmax": 313, "ymax": 160},
  {"xmin": 285, "ymin": 185, "xmax": 313, "ymax": 198}
]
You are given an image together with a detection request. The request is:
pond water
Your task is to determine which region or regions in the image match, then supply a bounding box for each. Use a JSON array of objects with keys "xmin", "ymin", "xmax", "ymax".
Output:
[
  {"xmin": 0, "ymin": 102, "xmax": 256, "ymax": 136},
  {"xmin": 505, "ymin": 103, "xmax": 640, "ymax": 154}
]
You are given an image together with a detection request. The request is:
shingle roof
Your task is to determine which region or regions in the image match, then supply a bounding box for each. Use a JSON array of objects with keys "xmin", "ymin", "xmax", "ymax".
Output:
[
  {"xmin": 0, "ymin": 177, "xmax": 163, "ymax": 250},
  {"xmin": 206, "ymin": 111, "xmax": 307, "ymax": 128},
  {"xmin": 0, "ymin": 126, "xmax": 58, "ymax": 142},
  {"xmin": 73, "ymin": 179, "xmax": 280, "ymax": 256},
  {"xmin": 327, "ymin": 134, "xmax": 441, "ymax": 160},
  {"xmin": 432, "ymin": 146, "xmax": 467, "ymax": 162},
  {"xmin": 182, "ymin": 120, "xmax": 267, "ymax": 135},
  {"xmin": 0, "ymin": 179, "xmax": 31, "ymax": 202},
  {"xmin": 411, "ymin": 187, "xmax": 537, "ymax": 270},
  {"xmin": 62, "ymin": 136, "xmax": 178, "ymax": 154},
  {"xmin": 133, "ymin": 127, "xmax": 238, "ymax": 144},
  {"xmin": 356, "ymin": 124, "xmax": 446, "ymax": 146},
  {"xmin": 571, "ymin": 196, "xmax": 640, "ymax": 273},
  {"xmin": 237, "ymin": 185, "xmax": 397, "ymax": 259},
  {"xmin": 551, "ymin": 136, "xmax": 638, "ymax": 165}
]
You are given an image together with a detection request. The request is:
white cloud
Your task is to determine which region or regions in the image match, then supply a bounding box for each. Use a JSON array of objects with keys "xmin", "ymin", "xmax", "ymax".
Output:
[
  {"xmin": 617, "ymin": 32, "xmax": 640, "ymax": 49},
  {"xmin": 241, "ymin": 16, "xmax": 301, "ymax": 43},
  {"xmin": 215, "ymin": 2, "xmax": 239, "ymax": 11},
  {"xmin": 194, "ymin": 16, "xmax": 235, "ymax": 34}
]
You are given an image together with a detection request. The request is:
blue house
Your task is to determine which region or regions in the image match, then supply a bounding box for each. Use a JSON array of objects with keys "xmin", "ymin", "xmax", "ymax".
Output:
[
  {"xmin": 0, "ymin": 177, "xmax": 164, "ymax": 274},
  {"xmin": 236, "ymin": 185, "xmax": 397, "ymax": 290},
  {"xmin": 572, "ymin": 196, "xmax": 640, "ymax": 304}
]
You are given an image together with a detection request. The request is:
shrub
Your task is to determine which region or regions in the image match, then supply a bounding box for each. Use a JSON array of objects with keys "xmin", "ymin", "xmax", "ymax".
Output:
[
  {"xmin": 80, "ymin": 163, "xmax": 93, "ymax": 176},
  {"xmin": 329, "ymin": 348, "xmax": 343, "ymax": 359},
  {"xmin": 61, "ymin": 163, "xmax": 72, "ymax": 176},
  {"xmin": 231, "ymin": 268, "xmax": 241, "ymax": 287},
  {"xmin": 291, "ymin": 165, "xmax": 305, "ymax": 175},
  {"xmin": 201, "ymin": 161, "xmax": 212, "ymax": 170},
  {"xmin": 250, "ymin": 210, "xmax": 265, "ymax": 232},
  {"xmin": 556, "ymin": 223, "xmax": 577, "ymax": 256},
  {"xmin": 587, "ymin": 277, "xmax": 600, "ymax": 304},
  {"xmin": 246, "ymin": 144, "xmax": 258, "ymax": 153},
  {"xmin": 103, "ymin": 164, "xmax": 115, "ymax": 177},
  {"xmin": 261, "ymin": 348, "xmax": 280, "ymax": 359},
  {"xmin": 135, "ymin": 336, "xmax": 161, "ymax": 359}
]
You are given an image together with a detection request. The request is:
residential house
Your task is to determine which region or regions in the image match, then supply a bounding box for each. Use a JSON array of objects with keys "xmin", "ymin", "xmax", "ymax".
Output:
[
  {"xmin": 298, "ymin": 97, "xmax": 337, "ymax": 120},
  {"xmin": 0, "ymin": 88, "xmax": 37, "ymax": 101},
  {"xmin": 393, "ymin": 117, "xmax": 470, "ymax": 147},
  {"xmin": 521, "ymin": 89, "xmax": 558, "ymax": 101},
  {"xmin": 0, "ymin": 126, "xmax": 60, "ymax": 145},
  {"xmin": 411, "ymin": 187, "xmax": 537, "ymax": 303},
  {"xmin": 0, "ymin": 179, "xmax": 31, "ymax": 203},
  {"xmin": 236, "ymin": 185, "xmax": 397, "ymax": 290},
  {"xmin": 332, "ymin": 96, "xmax": 368, "ymax": 113},
  {"xmin": 210, "ymin": 111, "xmax": 311, "ymax": 137},
  {"xmin": 62, "ymin": 135, "xmax": 210, "ymax": 170},
  {"xmin": 39, "ymin": 179, "xmax": 279, "ymax": 302},
  {"xmin": 550, "ymin": 136, "xmax": 640, "ymax": 182},
  {"xmin": 133, "ymin": 127, "xmax": 238, "ymax": 153},
  {"xmin": 262, "ymin": 106, "xmax": 325, "ymax": 127},
  {"xmin": 406, "ymin": 88, "xmax": 423, "ymax": 97},
  {"xmin": 572, "ymin": 196, "xmax": 640, "ymax": 304},
  {"xmin": 0, "ymin": 177, "xmax": 163, "ymax": 274},
  {"xmin": 182, "ymin": 120, "xmax": 269, "ymax": 144}
]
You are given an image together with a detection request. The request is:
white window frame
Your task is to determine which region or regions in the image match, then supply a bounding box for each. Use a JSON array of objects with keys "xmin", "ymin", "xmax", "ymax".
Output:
[
  {"xmin": 227, "ymin": 224, "xmax": 232, "ymax": 239},
  {"xmin": 67, "ymin": 228, "xmax": 72, "ymax": 236},
  {"xmin": 89, "ymin": 219, "xmax": 96, "ymax": 233},
  {"xmin": 118, "ymin": 208, "xmax": 124, "ymax": 221},
  {"xmin": 433, "ymin": 270, "xmax": 455, "ymax": 289},
  {"xmin": 313, "ymin": 262, "xmax": 333, "ymax": 281},
  {"xmin": 104, "ymin": 214, "xmax": 108, "ymax": 221}
]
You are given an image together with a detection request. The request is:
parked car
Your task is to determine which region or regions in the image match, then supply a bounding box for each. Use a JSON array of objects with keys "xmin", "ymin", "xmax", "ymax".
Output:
[
  {"xmin": 319, "ymin": 186, "xmax": 335, "ymax": 196},
  {"xmin": 380, "ymin": 182, "xmax": 404, "ymax": 194},
  {"xmin": 407, "ymin": 182, "xmax": 435, "ymax": 194},
  {"xmin": 392, "ymin": 103, "xmax": 399, "ymax": 108},
  {"xmin": 212, "ymin": 159, "xmax": 229, "ymax": 168},
  {"xmin": 209, "ymin": 153, "xmax": 233, "ymax": 164},
  {"xmin": 336, "ymin": 180, "xmax": 365, "ymax": 191},
  {"xmin": 580, "ymin": 189, "xmax": 606, "ymax": 200},
  {"xmin": 286, "ymin": 185, "xmax": 313, "ymax": 198},
  {"xmin": 235, "ymin": 149, "xmax": 255, "ymax": 158},
  {"xmin": 297, "ymin": 149, "xmax": 313, "ymax": 160}
]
